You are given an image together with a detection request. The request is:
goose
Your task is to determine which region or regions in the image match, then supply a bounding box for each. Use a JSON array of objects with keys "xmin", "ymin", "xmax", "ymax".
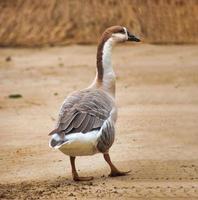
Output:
[{"xmin": 49, "ymin": 25, "xmax": 140, "ymax": 181}]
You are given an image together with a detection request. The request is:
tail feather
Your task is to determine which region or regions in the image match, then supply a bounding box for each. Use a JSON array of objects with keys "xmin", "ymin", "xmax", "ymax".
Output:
[{"xmin": 49, "ymin": 133, "xmax": 63, "ymax": 148}]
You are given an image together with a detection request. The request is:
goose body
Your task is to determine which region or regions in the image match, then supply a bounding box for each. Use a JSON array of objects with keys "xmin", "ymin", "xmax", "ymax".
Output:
[
  {"xmin": 49, "ymin": 25, "xmax": 140, "ymax": 181},
  {"xmin": 50, "ymin": 89, "xmax": 116, "ymax": 156}
]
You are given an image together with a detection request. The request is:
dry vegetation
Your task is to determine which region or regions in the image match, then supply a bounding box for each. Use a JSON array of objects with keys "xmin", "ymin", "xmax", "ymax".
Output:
[{"xmin": 0, "ymin": 0, "xmax": 198, "ymax": 46}]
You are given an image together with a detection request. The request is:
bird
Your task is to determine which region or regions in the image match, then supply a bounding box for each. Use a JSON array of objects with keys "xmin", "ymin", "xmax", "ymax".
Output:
[{"xmin": 49, "ymin": 25, "xmax": 140, "ymax": 181}]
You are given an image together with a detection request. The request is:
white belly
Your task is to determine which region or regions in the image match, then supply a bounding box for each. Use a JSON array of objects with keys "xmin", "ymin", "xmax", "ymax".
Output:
[{"xmin": 53, "ymin": 130, "xmax": 99, "ymax": 156}]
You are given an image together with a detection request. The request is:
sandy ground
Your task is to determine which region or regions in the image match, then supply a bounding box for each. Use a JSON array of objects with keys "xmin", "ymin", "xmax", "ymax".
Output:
[{"xmin": 0, "ymin": 44, "xmax": 198, "ymax": 199}]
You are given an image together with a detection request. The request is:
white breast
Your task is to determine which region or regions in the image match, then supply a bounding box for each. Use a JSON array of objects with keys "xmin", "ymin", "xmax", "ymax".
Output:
[{"xmin": 52, "ymin": 130, "xmax": 100, "ymax": 157}]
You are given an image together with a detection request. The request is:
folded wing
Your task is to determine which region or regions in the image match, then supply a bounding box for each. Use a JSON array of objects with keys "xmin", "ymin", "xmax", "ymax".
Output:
[{"xmin": 49, "ymin": 89, "xmax": 115, "ymax": 136}]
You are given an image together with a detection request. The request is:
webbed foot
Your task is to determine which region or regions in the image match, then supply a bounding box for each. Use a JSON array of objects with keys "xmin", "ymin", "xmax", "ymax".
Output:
[
  {"xmin": 73, "ymin": 176, "xmax": 94, "ymax": 181},
  {"xmin": 109, "ymin": 170, "xmax": 131, "ymax": 177}
]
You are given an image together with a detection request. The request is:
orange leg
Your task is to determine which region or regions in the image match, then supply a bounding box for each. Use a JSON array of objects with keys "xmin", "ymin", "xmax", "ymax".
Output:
[
  {"xmin": 70, "ymin": 156, "xmax": 93, "ymax": 181},
  {"xmin": 103, "ymin": 153, "xmax": 131, "ymax": 177}
]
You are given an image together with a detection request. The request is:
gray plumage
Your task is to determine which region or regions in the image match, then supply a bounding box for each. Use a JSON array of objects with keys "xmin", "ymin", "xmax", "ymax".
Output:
[
  {"xmin": 49, "ymin": 88, "xmax": 117, "ymax": 152},
  {"xmin": 97, "ymin": 116, "xmax": 115, "ymax": 153}
]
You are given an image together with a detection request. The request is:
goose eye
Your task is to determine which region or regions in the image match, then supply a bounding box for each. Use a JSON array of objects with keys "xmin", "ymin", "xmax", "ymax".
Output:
[{"xmin": 118, "ymin": 29, "xmax": 125, "ymax": 34}]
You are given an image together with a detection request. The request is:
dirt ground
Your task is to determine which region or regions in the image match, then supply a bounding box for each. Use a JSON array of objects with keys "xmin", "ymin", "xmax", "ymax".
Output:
[{"xmin": 0, "ymin": 44, "xmax": 198, "ymax": 199}]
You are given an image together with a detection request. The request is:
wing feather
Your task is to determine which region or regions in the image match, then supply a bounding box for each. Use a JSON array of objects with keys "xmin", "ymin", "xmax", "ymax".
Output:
[
  {"xmin": 49, "ymin": 89, "xmax": 115, "ymax": 136},
  {"xmin": 72, "ymin": 112, "xmax": 87, "ymax": 128}
]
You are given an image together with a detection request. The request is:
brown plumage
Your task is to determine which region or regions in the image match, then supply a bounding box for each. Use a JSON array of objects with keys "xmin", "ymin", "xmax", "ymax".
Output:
[
  {"xmin": 49, "ymin": 89, "xmax": 115, "ymax": 136},
  {"xmin": 96, "ymin": 25, "xmax": 124, "ymax": 81}
]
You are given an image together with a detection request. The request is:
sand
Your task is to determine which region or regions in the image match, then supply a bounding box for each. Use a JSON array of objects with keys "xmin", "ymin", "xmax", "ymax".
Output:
[{"xmin": 0, "ymin": 44, "xmax": 198, "ymax": 199}]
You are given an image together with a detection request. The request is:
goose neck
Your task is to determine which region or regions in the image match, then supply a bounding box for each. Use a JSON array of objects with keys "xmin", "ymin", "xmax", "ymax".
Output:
[{"xmin": 96, "ymin": 38, "xmax": 116, "ymax": 96}]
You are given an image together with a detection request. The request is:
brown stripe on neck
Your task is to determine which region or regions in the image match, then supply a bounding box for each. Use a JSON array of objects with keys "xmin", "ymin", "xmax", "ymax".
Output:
[
  {"xmin": 96, "ymin": 32, "xmax": 110, "ymax": 82},
  {"xmin": 96, "ymin": 26, "xmax": 123, "ymax": 82}
]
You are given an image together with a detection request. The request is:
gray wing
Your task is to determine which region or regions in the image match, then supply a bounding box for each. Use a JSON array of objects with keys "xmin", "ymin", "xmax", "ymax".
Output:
[
  {"xmin": 96, "ymin": 108, "xmax": 116, "ymax": 153},
  {"xmin": 49, "ymin": 89, "xmax": 115, "ymax": 136}
]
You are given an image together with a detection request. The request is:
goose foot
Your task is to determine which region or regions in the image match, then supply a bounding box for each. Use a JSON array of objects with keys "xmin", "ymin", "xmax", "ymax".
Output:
[
  {"xmin": 109, "ymin": 170, "xmax": 131, "ymax": 177},
  {"xmin": 103, "ymin": 153, "xmax": 130, "ymax": 177},
  {"xmin": 73, "ymin": 176, "xmax": 94, "ymax": 182},
  {"xmin": 70, "ymin": 156, "xmax": 94, "ymax": 182}
]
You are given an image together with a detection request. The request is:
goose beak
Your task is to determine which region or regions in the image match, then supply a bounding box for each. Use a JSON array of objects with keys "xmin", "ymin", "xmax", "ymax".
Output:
[{"xmin": 127, "ymin": 32, "xmax": 141, "ymax": 42}]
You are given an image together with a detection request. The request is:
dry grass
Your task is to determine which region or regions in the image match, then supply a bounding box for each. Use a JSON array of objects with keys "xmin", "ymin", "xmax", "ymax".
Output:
[{"xmin": 0, "ymin": 0, "xmax": 197, "ymax": 47}]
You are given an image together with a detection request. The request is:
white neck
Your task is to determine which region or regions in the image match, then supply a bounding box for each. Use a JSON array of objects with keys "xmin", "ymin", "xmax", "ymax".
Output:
[
  {"xmin": 102, "ymin": 38, "xmax": 116, "ymax": 96},
  {"xmin": 89, "ymin": 37, "xmax": 116, "ymax": 97},
  {"xmin": 102, "ymin": 38, "xmax": 115, "ymax": 96},
  {"xmin": 103, "ymin": 38, "xmax": 114, "ymax": 76}
]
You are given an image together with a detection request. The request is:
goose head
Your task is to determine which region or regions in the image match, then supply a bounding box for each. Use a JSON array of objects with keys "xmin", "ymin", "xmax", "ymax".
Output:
[{"xmin": 101, "ymin": 25, "xmax": 141, "ymax": 43}]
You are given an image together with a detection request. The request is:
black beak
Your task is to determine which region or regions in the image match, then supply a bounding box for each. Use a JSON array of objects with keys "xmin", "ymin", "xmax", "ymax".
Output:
[{"xmin": 127, "ymin": 31, "xmax": 141, "ymax": 42}]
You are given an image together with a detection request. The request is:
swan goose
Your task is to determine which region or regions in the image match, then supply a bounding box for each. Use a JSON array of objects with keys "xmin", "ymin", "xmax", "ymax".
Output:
[{"xmin": 49, "ymin": 25, "xmax": 140, "ymax": 181}]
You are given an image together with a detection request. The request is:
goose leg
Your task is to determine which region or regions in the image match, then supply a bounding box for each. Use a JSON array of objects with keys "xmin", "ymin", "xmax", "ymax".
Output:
[
  {"xmin": 70, "ymin": 156, "xmax": 93, "ymax": 181},
  {"xmin": 103, "ymin": 153, "xmax": 131, "ymax": 177}
]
